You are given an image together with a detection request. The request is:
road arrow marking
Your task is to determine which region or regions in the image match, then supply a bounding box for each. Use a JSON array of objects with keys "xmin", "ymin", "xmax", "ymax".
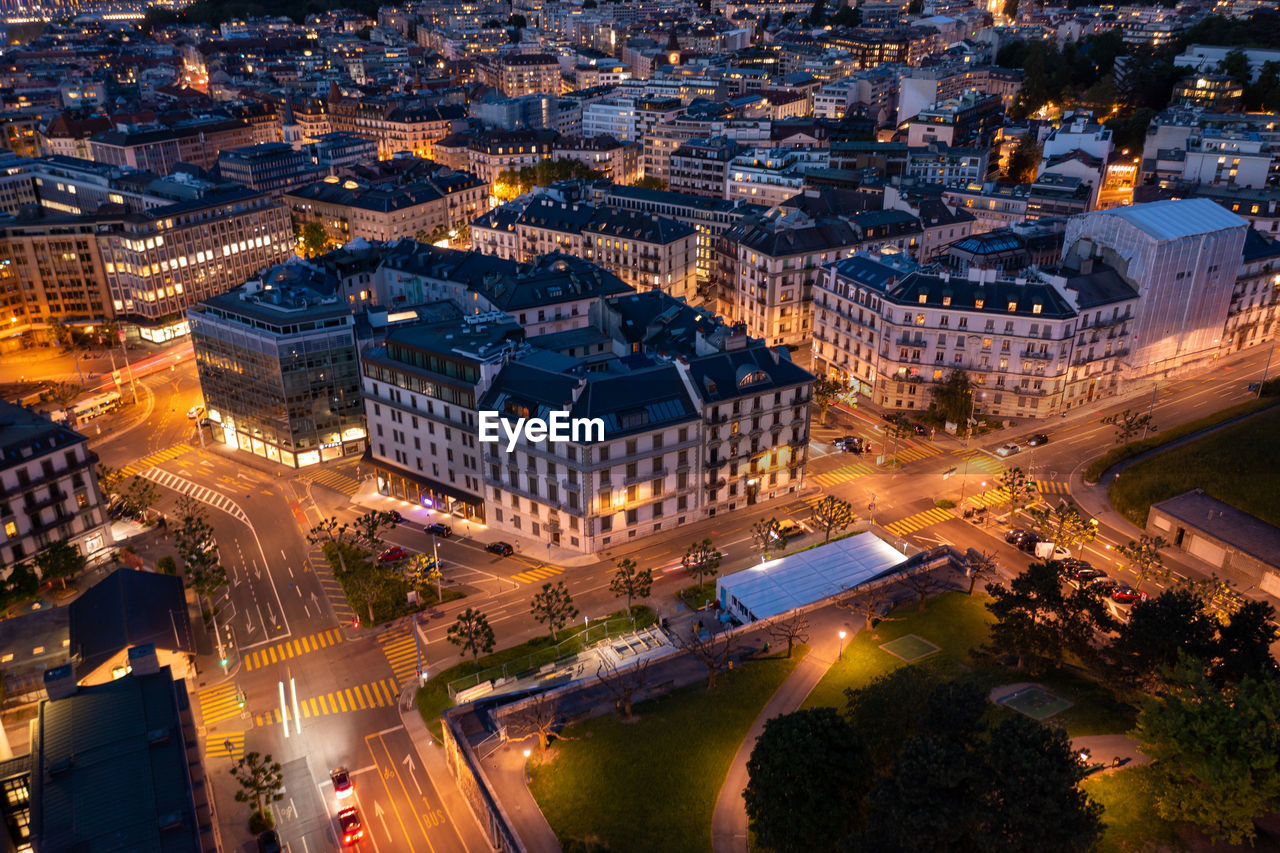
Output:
[{"xmin": 401, "ymin": 755, "xmax": 421, "ymax": 794}]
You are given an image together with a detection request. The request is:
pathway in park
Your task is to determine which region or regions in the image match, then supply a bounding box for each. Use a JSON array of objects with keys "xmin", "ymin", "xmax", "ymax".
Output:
[{"xmin": 710, "ymin": 605, "xmax": 860, "ymax": 853}]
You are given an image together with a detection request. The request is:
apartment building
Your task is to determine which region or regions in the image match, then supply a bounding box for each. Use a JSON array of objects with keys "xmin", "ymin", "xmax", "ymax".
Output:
[
  {"xmin": 724, "ymin": 150, "xmax": 810, "ymax": 208},
  {"xmin": 1222, "ymin": 228, "xmax": 1280, "ymax": 353},
  {"xmin": 327, "ymin": 92, "xmax": 467, "ymax": 161},
  {"xmin": 87, "ymin": 117, "xmax": 261, "ymax": 174},
  {"xmin": 905, "ymin": 91, "xmax": 1004, "ymax": 148},
  {"xmin": 495, "ymin": 53, "xmax": 563, "ymax": 97},
  {"xmin": 0, "ymin": 401, "xmax": 112, "ymax": 572},
  {"xmin": 0, "ymin": 217, "xmax": 114, "ymax": 342},
  {"xmin": 669, "ymin": 137, "xmax": 741, "ymax": 198},
  {"xmin": 466, "ymin": 129, "xmax": 558, "ymax": 183},
  {"xmin": 905, "ymin": 144, "xmax": 991, "ymax": 186},
  {"xmin": 552, "ymin": 135, "xmax": 640, "ymax": 184},
  {"xmin": 285, "ymin": 168, "xmax": 488, "ymax": 245}
]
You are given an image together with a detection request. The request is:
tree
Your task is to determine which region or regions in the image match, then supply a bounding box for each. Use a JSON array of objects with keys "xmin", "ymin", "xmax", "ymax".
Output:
[
  {"xmin": 529, "ymin": 581, "xmax": 578, "ymax": 640},
  {"xmin": 929, "ymin": 369, "xmax": 974, "ymax": 429},
  {"xmin": 156, "ymin": 555, "xmax": 177, "ymax": 575},
  {"xmin": 900, "ymin": 568, "xmax": 945, "ymax": 612},
  {"xmin": 2, "ymin": 562, "xmax": 40, "ymax": 606},
  {"xmin": 838, "ymin": 583, "xmax": 895, "ymax": 629},
  {"xmin": 830, "ymin": 4, "xmax": 860, "ymax": 26},
  {"xmin": 962, "ymin": 549, "xmax": 998, "ymax": 596},
  {"xmin": 844, "ymin": 666, "xmax": 942, "ymax": 769},
  {"xmin": 681, "ymin": 538, "xmax": 721, "ymax": 585},
  {"xmin": 1117, "ymin": 534, "xmax": 1168, "ymax": 591},
  {"xmin": 672, "ymin": 624, "xmax": 735, "ymax": 691},
  {"xmin": 230, "ymin": 751, "xmax": 284, "ymax": 828},
  {"xmin": 404, "ymin": 552, "xmax": 442, "ymax": 602},
  {"xmin": 34, "ymin": 540, "xmax": 85, "ymax": 590},
  {"xmin": 744, "ymin": 708, "xmax": 868, "ymax": 853},
  {"xmin": 1134, "ymin": 662, "xmax": 1280, "ymax": 844},
  {"xmin": 608, "ymin": 558, "xmax": 652, "ymax": 613},
  {"xmin": 595, "ymin": 658, "xmax": 652, "ymax": 719},
  {"xmin": 300, "ymin": 220, "xmax": 327, "ymax": 256},
  {"xmin": 1002, "ymin": 135, "xmax": 1041, "ymax": 184},
  {"xmin": 122, "ymin": 475, "xmax": 159, "ymax": 519},
  {"xmin": 1109, "ymin": 588, "xmax": 1217, "ymax": 684},
  {"xmin": 811, "ymin": 376, "xmax": 842, "ymax": 424},
  {"xmin": 506, "ymin": 692, "xmax": 567, "ymax": 753},
  {"xmin": 805, "ymin": 0, "xmax": 825, "ymax": 25},
  {"xmin": 307, "ymin": 517, "xmax": 352, "ymax": 573},
  {"xmin": 1101, "ymin": 407, "xmax": 1154, "ymax": 446},
  {"xmin": 96, "ymin": 462, "xmax": 124, "ymax": 498},
  {"xmin": 810, "ymin": 495, "xmax": 855, "ymax": 544},
  {"xmin": 1002, "ymin": 0, "xmax": 1018, "ymax": 18},
  {"xmin": 446, "ymin": 608, "xmax": 495, "ymax": 661},
  {"xmin": 751, "ymin": 518, "xmax": 783, "ymax": 562},
  {"xmin": 995, "ymin": 467, "xmax": 1035, "ymax": 520},
  {"xmin": 507, "ymin": 12, "xmax": 526, "ymax": 27},
  {"xmin": 631, "ymin": 175, "xmax": 666, "ymax": 190},
  {"xmin": 1218, "ymin": 47, "xmax": 1251, "ymax": 83},
  {"xmin": 1027, "ymin": 501, "xmax": 1098, "ymax": 554},
  {"xmin": 353, "ymin": 509, "xmax": 397, "ymax": 555},
  {"xmin": 985, "ymin": 561, "xmax": 1113, "ymax": 674},
  {"xmin": 764, "ymin": 611, "xmax": 809, "ymax": 658},
  {"xmin": 884, "ymin": 418, "xmax": 910, "ymax": 466},
  {"xmin": 1212, "ymin": 599, "xmax": 1280, "ymax": 684},
  {"xmin": 174, "ymin": 496, "xmax": 227, "ymax": 605}
]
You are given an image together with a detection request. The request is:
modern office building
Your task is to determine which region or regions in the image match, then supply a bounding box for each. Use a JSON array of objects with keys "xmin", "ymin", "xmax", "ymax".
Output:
[
  {"xmin": 0, "ymin": 400, "xmax": 112, "ymax": 573},
  {"xmin": 187, "ymin": 262, "xmax": 367, "ymax": 468},
  {"xmin": 215, "ymin": 142, "xmax": 325, "ymax": 194}
]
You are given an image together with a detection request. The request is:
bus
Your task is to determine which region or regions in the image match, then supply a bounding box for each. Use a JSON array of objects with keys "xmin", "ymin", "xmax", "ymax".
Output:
[{"xmin": 70, "ymin": 391, "xmax": 123, "ymax": 422}]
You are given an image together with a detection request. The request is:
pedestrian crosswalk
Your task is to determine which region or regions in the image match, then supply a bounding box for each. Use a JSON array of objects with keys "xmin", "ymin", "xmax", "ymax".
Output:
[
  {"xmin": 308, "ymin": 545, "xmax": 357, "ymax": 626},
  {"xmin": 208, "ymin": 732, "xmax": 245, "ymax": 763},
  {"xmin": 117, "ymin": 443, "xmax": 190, "ymax": 479},
  {"xmin": 810, "ymin": 461, "xmax": 876, "ymax": 488},
  {"xmin": 966, "ymin": 489, "xmax": 1006, "ymax": 509},
  {"xmin": 885, "ymin": 506, "xmax": 955, "ymax": 537},
  {"xmin": 141, "ymin": 468, "xmax": 248, "ymax": 524},
  {"xmin": 243, "ymin": 628, "xmax": 344, "ymax": 671},
  {"xmin": 512, "ymin": 564, "xmax": 565, "ymax": 584},
  {"xmin": 1036, "ymin": 480, "xmax": 1069, "ymax": 496},
  {"xmin": 300, "ymin": 465, "xmax": 362, "ymax": 497},
  {"xmin": 951, "ymin": 448, "xmax": 1009, "ymax": 475},
  {"xmin": 894, "ymin": 443, "xmax": 943, "ymax": 464},
  {"xmin": 377, "ymin": 626, "xmax": 420, "ymax": 688},
  {"xmin": 252, "ymin": 677, "xmax": 400, "ymax": 725},
  {"xmin": 197, "ymin": 683, "xmax": 244, "ymax": 726}
]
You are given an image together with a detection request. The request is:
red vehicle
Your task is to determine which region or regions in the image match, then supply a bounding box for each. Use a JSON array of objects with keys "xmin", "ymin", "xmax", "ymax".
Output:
[
  {"xmin": 338, "ymin": 807, "xmax": 364, "ymax": 846},
  {"xmin": 1110, "ymin": 582, "xmax": 1149, "ymax": 604},
  {"xmin": 377, "ymin": 546, "xmax": 408, "ymax": 563}
]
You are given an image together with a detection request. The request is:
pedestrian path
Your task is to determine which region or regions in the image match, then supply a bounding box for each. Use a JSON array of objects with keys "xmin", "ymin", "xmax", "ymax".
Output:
[
  {"xmin": 301, "ymin": 466, "xmax": 361, "ymax": 497},
  {"xmin": 809, "ymin": 461, "xmax": 875, "ymax": 488},
  {"xmin": 884, "ymin": 506, "xmax": 955, "ymax": 537},
  {"xmin": 512, "ymin": 564, "xmax": 565, "ymax": 584},
  {"xmin": 208, "ymin": 732, "xmax": 245, "ymax": 764},
  {"xmin": 951, "ymin": 447, "xmax": 1009, "ymax": 475},
  {"xmin": 1036, "ymin": 480, "xmax": 1069, "ymax": 496},
  {"xmin": 252, "ymin": 677, "xmax": 400, "ymax": 725},
  {"xmin": 117, "ymin": 442, "xmax": 191, "ymax": 479},
  {"xmin": 140, "ymin": 467, "xmax": 249, "ymax": 524},
  {"xmin": 243, "ymin": 627, "xmax": 344, "ymax": 671},
  {"xmin": 894, "ymin": 442, "xmax": 942, "ymax": 463},
  {"xmin": 378, "ymin": 626, "xmax": 420, "ymax": 688},
  {"xmin": 966, "ymin": 488, "xmax": 1005, "ymax": 509},
  {"xmin": 308, "ymin": 545, "xmax": 357, "ymax": 626},
  {"xmin": 197, "ymin": 682, "xmax": 244, "ymax": 726}
]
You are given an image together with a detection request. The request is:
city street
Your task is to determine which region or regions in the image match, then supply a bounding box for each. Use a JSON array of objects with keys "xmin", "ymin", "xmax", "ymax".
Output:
[{"xmin": 78, "ymin": 340, "xmax": 1274, "ymax": 851}]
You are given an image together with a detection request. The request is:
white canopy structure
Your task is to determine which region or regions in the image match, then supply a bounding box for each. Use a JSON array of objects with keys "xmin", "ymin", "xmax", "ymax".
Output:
[{"xmin": 716, "ymin": 533, "xmax": 909, "ymax": 623}]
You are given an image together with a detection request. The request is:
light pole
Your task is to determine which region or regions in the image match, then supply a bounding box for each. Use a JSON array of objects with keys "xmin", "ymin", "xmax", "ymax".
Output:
[
  {"xmin": 837, "ymin": 629, "xmax": 847, "ymax": 661},
  {"xmin": 118, "ymin": 328, "xmax": 137, "ymax": 405},
  {"xmin": 1259, "ymin": 344, "xmax": 1274, "ymax": 398},
  {"xmin": 1142, "ymin": 380, "xmax": 1158, "ymax": 440},
  {"xmin": 431, "ymin": 534, "xmax": 442, "ymax": 601}
]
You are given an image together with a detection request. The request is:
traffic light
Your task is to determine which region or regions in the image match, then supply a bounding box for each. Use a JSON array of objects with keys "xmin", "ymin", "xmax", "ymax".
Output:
[
  {"xmin": 236, "ymin": 688, "xmax": 246, "ymax": 709},
  {"xmin": 220, "ymin": 655, "xmax": 228, "ymax": 667}
]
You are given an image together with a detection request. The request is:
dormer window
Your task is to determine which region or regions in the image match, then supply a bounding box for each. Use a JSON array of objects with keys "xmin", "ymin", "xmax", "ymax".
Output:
[
  {"xmin": 942, "ymin": 296, "xmax": 952, "ymax": 306},
  {"xmin": 1007, "ymin": 301, "xmax": 1017, "ymax": 311},
  {"xmin": 974, "ymin": 298, "xmax": 984, "ymax": 309},
  {"xmin": 1032, "ymin": 303, "xmax": 1043, "ymax": 314},
  {"xmin": 918, "ymin": 293, "xmax": 927, "ymax": 304}
]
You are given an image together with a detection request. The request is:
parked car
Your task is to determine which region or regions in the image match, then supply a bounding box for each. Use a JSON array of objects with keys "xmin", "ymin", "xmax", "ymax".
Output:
[
  {"xmin": 1014, "ymin": 533, "xmax": 1042, "ymax": 553},
  {"xmin": 186, "ymin": 405, "xmax": 204, "ymax": 420},
  {"xmin": 377, "ymin": 545, "xmax": 409, "ymax": 563},
  {"xmin": 338, "ymin": 807, "xmax": 364, "ymax": 846},
  {"xmin": 426, "ymin": 522, "xmax": 453, "ymax": 537},
  {"xmin": 909, "ymin": 422, "xmax": 929, "ymax": 436},
  {"xmin": 330, "ymin": 767, "xmax": 353, "ymax": 800},
  {"xmin": 1110, "ymin": 582, "xmax": 1149, "ymax": 604},
  {"xmin": 257, "ymin": 830, "xmax": 282, "ymax": 853},
  {"xmin": 773, "ymin": 520, "xmax": 806, "ymax": 540},
  {"xmin": 1027, "ymin": 433, "xmax": 1050, "ymax": 446},
  {"xmin": 1087, "ymin": 576, "xmax": 1118, "ymax": 594},
  {"xmin": 1069, "ymin": 568, "xmax": 1108, "ymax": 587},
  {"xmin": 486, "ymin": 541, "xmax": 514, "ymax": 557},
  {"xmin": 386, "ymin": 510, "xmax": 403, "ymax": 524},
  {"xmin": 1005, "ymin": 528, "xmax": 1032, "ymax": 545},
  {"xmin": 996, "ymin": 443, "xmax": 1022, "ymax": 457},
  {"xmin": 1060, "ymin": 558, "xmax": 1095, "ymax": 578}
]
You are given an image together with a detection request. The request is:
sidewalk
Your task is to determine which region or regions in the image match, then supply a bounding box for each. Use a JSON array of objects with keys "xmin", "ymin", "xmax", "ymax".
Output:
[{"xmin": 711, "ymin": 605, "xmax": 858, "ymax": 853}]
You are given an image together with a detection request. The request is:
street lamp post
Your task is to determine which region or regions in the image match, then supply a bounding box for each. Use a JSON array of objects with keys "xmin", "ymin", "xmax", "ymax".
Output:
[
  {"xmin": 431, "ymin": 533, "xmax": 442, "ymax": 601},
  {"xmin": 838, "ymin": 629, "xmax": 847, "ymax": 661}
]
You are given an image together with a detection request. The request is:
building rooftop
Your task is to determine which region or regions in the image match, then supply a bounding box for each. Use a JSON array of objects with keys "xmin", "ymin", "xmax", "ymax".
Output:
[
  {"xmin": 68, "ymin": 569, "xmax": 195, "ymax": 682},
  {"xmin": 1152, "ymin": 489, "xmax": 1280, "ymax": 571},
  {"xmin": 1089, "ymin": 197, "xmax": 1248, "ymax": 242},
  {"xmin": 0, "ymin": 401, "xmax": 87, "ymax": 475}
]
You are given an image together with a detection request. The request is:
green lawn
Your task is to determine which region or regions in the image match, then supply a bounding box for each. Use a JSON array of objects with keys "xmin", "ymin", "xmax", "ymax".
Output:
[
  {"xmin": 1082, "ymin": 766, "xmax": 1183, "ymax": 853},
  {"xmin": 1084, "ymin": 397, "xmax": 1278, "ymax": 484},
  {"xmin": 528, "ymin": 651, "xmax": 801, "ymax": 853},
  {"xmin": 678, "ymin": 580, "xmax": 717, "ymax": 611},
  {"xmin": 1108, "ymin": 405, "xmax": 1280, "ymax": 527},
  {"xmin": 322, "ymin": 541, "xmax": 465, "ymax": 626},
  {"xmin": 801, "ymin": 592, "xmax": 1135, "ymax": 737}
]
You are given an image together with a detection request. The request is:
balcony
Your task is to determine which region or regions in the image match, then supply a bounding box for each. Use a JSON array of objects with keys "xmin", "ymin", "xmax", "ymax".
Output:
[
  {"xmin": 1020, "ymin": 350, "xmax": 1053, "ymax": 361},
  {"xmin": 705, "ymin": 412, "xmax": 727, "ymax": 425},
  {"xmin": 24, "ymin": 489, "xmax": 68, "ymax": 513},
  {"xmin": 705, "ymin": 457, "xmax": 725, "ymax": 470}
]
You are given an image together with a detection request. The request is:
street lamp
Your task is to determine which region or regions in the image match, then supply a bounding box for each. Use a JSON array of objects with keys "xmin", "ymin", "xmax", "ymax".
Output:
[{"xmin": 838, "ymin": 629, "xmax": 847, "ymax": 661}]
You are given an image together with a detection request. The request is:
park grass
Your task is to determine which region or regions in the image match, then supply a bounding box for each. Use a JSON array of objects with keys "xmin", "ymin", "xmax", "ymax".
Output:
[
  {"xmin": 322, "ymin": 541, "xmax": 465, "ymax": 626},
  {"xmin": 1082, "ymin": 765, "xmax": 1183, "ymax": 853},
  {"xmin": 801, "ymin": 591, "xmax": 996, "ymax": 711},
  {"xmin": 800, "ymin": 592, "xmax": 1136, "ymax": 737},
  {"xmin": 1108, "ymin": 404, "xmax": 1280, "ymax": 528},
  {"xmin": 1083, "ymin": 397, "xmax": 1278, "ymax": 484},
  {"xmin": 528, "ymin": 650, "xmax": 802, "ymax": 853},
  {"xmin": 416, "ymin": 605, "xmax": 657, "ymax": 739},
  {"xmin": 677, "ymin": 580, "xmax": 717, "ymax": 611}
]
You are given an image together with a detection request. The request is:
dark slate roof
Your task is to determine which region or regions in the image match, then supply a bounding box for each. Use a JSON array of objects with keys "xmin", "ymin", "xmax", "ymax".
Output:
[
  {"xmin": 1053, "ymin": 265, "xmax": 1139, "ymax": 310},
  {"xmin": 885, "ymin": 272, "xmax": 1076, "ymax": 319},
  {"xmin": 686, "ymin": 345, "xmax": 813, "ymax": 404},
  {"xmin": 0, "ymin": 401, "xmax": 88, "ymax": 475},
  {"xmin": 828, "ymin": 253, "xmax": 918, "ymax": 292},
  {"xmin": 727, "ymin": 218, "xmax": 861, "ymax": 256},
  {"xmin": 573, "ymin": 365, "xmax": 701, "ymax": 438},
  {"xmin": 1153, "ymin": 489, "xmax": 1280, "ymax": 570},
  {"xmin": 1243, "ymin": 228, "xmax": 1280, "ymax": 263},
  {"xmin": 68, "ymin": 569, "xmax": 194, "ymax": 681},
  {"xmin": 585, "ymin": 208, "xmax": 694, "ymax": 244}
]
